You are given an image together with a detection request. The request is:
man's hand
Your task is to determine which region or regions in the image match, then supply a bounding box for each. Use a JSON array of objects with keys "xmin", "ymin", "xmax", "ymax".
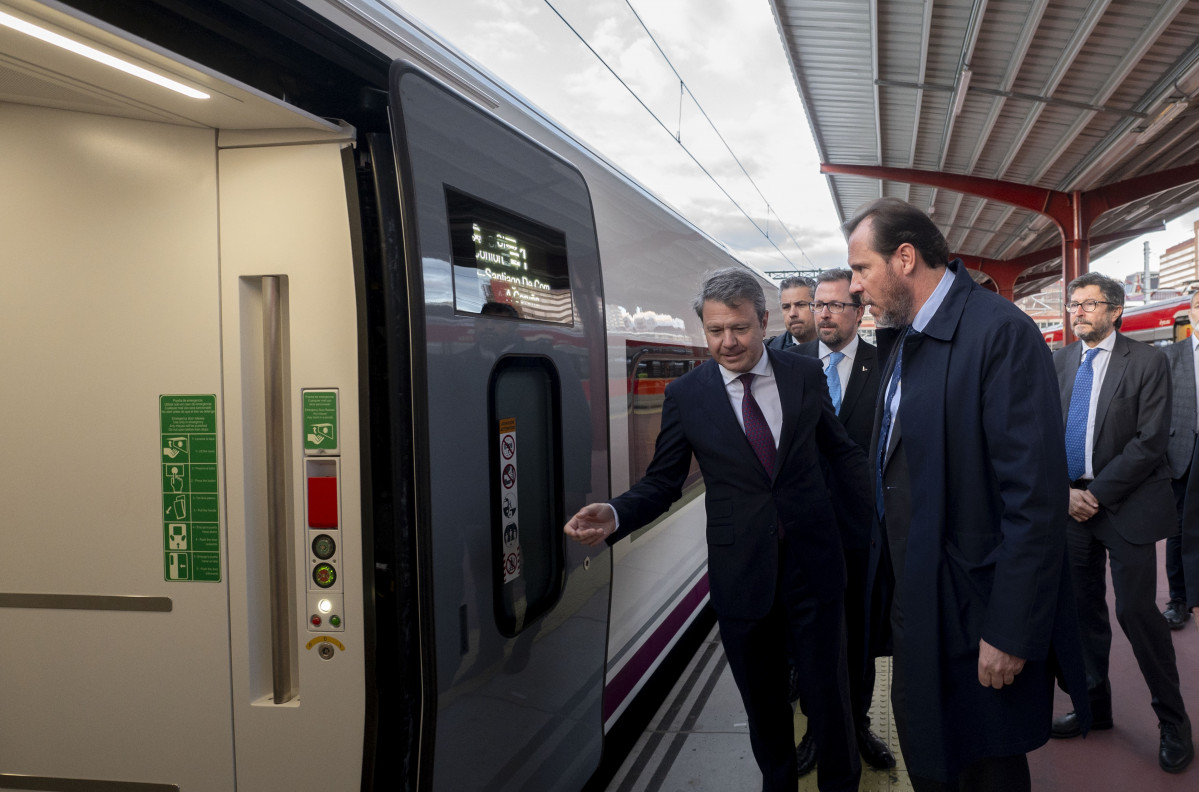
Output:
[
  {"xmin": 978, "ymin": 639, "xmax": 1026, "ymax": 689},
  {"xmin": 564, "ymin": 503, "xmax": 616, "ymax": 547},
  {"xmin": 1068, "ymin": 487, "xmax": 1099, "ymax": 522}
]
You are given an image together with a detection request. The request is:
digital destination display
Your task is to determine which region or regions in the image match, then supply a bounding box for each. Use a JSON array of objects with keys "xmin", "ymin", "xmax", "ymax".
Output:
[{"xmin": 447, "ymin": 188, "xmax": 573, "ymax": 325}]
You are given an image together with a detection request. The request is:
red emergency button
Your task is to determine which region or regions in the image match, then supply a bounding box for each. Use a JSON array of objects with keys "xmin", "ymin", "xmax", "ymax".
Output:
[
  {"xmin": 308, "ymin": 475, "xmax": 338, "ymax": 528},
  {"xmin": 311, "ymin": 614, "xmax": 322, "ymax": 627}
]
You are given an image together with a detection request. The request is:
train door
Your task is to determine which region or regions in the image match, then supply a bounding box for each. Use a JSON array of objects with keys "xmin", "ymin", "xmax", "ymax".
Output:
[
  {"xmin": 216, "ymin": 134, "xmax": 368, "ymax": 791},
  {"xmin": 1, "ymin": 102, "xmax": 240, "ymax": 792},
  {"xmin": 375, "ymin": 63, "xmax": 611, "ymax": 789},
  {"xmin": 0, "ymin": 4, "xmax": 366, "ymax": 788}
]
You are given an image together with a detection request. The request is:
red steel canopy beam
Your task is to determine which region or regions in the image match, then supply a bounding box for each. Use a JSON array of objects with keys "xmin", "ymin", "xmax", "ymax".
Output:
[
  {"xmin": 955, "ymin": 224, "xmax": 1166, "ymax": 300},
  {"xmin": 822, "ymin": 162, "xmax": 1199, "ymax": 342}
]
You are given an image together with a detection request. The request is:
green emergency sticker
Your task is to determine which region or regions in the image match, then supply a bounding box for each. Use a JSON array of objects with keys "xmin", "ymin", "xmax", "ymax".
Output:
[
  {"xmin": 303, "ymin": 390, "xmax": 339, "ymax": 453},
  {"xmin": 160, "ymin": 395, "xmax": 221, "ymax": 582}
]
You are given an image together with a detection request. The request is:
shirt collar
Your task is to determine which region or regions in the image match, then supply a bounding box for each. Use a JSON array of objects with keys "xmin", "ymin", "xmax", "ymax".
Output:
[
  {"xmin": 1083, "ymin": 329, "xmax": 1117, "ymax": 357},
  {"xmin": 912, "ymin": 266, "xmax": 956, "ymax": 333},
  {"xmin": 1191, "ymin": 333, "xmax": 1199, "ymax": 354},
  {"xmin": 818, "ymin": 334, "xmax": 860, "ymax": 361},
  {"xmin": 720, "ymin": 345, "xmax": 773, "ymax": 386}
]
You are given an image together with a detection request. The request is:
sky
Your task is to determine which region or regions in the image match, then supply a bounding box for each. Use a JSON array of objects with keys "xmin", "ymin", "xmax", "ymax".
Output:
[
  {"xmin": 391, "ymin": 0, "xmax": 1198, "ymax": 285},
  {"xmin": 393, "ymin": 0, "xmax": 845, "ymax": 276}
]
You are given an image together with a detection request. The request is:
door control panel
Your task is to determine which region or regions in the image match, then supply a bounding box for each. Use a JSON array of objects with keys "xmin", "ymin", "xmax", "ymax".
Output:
[{"xmin": 302, "ymin": 389, "xmax": 343, "ymax": 632}]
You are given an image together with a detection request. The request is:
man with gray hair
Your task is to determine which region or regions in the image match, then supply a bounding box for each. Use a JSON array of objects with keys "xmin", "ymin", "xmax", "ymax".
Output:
[
  {"xmin": 767, "ymin": 275, "xmax": 817, "ymax": 349},
  {"xmin": 566, "ymin": 266, "xmax": 872, "ymax": 791}
]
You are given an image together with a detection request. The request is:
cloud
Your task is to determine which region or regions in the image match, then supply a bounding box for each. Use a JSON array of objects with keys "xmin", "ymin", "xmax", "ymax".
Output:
[{"xmin": 395, "ymin": 0, "xmax": 842, "ymax": 271}]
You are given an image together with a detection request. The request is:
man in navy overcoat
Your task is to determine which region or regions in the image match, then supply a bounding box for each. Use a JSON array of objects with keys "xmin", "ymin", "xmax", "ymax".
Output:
[
  {"xmin": 565, "ymin": 267, "xmax": 871, "ymax": 792},
  {"xmin": 847, "ymin": 197, "xmax": 1089, "ymax": 791}
]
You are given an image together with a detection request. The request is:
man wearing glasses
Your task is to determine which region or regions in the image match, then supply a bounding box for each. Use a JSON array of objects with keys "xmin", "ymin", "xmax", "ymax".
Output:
[
  {"xmin": 790, "ymin": 268, "xmax": 893, "ymax": 776},
  {"xmin": 1050, "ymin": 272, "xmax": 1193, "ymax": 773},
  {"xmin": 767, "ymin": 275, "xmax": 817, "ymax": 349}
]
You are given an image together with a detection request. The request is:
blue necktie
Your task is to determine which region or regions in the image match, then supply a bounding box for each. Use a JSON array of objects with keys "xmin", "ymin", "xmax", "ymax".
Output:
[
  {"xmin": 739, "ymin": 373, "xmax": 776, "ymax": 475},
  {"xmin": 826, "ymin": 351, "xmax": 845, "ymax": 414},
  {"xmin": 877, "ymin": 330, "xmax": 907, "ymax": 520},
  {"xmin": 1065, "ymin": 348, "xmax": 1101, "ymax": 482}
]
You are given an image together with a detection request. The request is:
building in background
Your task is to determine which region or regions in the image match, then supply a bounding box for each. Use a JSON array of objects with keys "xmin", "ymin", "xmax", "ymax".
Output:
[{"xmin": 1159, "ymin": 221, "xmax": 1199, "ymax": 291}]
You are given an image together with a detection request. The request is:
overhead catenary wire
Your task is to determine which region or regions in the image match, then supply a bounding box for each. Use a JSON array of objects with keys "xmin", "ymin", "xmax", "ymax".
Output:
[{"xmin": 541, "ymin": 0, "xmax": 816, "ymax": 271}]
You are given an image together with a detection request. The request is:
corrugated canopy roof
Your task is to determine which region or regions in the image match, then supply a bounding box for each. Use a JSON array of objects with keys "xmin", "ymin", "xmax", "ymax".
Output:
[{"xmin": 769, "ymin": 0, "xmax": 1199, "ymax": 298}]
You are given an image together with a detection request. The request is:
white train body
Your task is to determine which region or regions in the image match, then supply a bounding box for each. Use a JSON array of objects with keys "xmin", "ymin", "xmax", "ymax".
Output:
[{"xmin": 0, "ymin": 1, "xmax": 782, "ymax": 789}]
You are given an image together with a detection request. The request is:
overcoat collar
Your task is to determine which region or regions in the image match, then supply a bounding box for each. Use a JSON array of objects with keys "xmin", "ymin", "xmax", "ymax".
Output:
[{"xmin": 918, "ymin": 258, "xmax": 974, "ymax": 343}]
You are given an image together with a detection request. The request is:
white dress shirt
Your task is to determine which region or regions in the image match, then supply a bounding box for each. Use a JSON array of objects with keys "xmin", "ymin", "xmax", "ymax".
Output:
[
  {"xmin": 608, "ymin": 345, "xmax": 780, "ymax": 530},
  {"xmin": 818, "ymin": 335, "xmax": 859, "ymax": 394},
  {"xmin": 882, "ymin": 267, "xmax": 955, "ymax": 455},
  {"xmin": 719, "ymin": 345, "xmax": 782, "ymax": 447}
]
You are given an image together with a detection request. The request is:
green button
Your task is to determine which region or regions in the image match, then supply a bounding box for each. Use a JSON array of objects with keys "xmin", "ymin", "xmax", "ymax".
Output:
[
  {"xmin": 330, "ymin": 615, "xmax": 341, "ymax": 627},
  {"xmin": 313, "ymin": 563, "xmax": 336, "ymax": 589}
]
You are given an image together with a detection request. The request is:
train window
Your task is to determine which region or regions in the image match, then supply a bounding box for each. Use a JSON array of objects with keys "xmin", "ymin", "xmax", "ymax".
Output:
[
  {"xmin": 627, "ymin": 346, "xmax": 707, "ymax": 495},
  {"xmin": 446, "ymin": 187, "xmax": 574, "ymax": 325},
  {"xmin": 490, "ymin": 356, "xmax": 564, "ymax": 636}
]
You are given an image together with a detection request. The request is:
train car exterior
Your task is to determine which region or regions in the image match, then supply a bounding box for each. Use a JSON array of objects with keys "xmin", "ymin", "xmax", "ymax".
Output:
[
  {"xmin": 0, "ymin": 1, "xmax": 782, "ymax": 790},
  {"xmin": 1042, "ymin": 295, "xmax": 1193, "ymax": 349}
]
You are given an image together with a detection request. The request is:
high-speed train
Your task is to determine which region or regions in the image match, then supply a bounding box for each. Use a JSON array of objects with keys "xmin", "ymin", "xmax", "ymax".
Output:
[{"xmin": 0, "ymin": 1, "xmax": 785, "ymax": 789}]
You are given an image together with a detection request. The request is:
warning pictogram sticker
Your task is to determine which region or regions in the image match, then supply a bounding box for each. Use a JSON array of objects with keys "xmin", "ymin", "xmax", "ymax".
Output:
[{"xmin": 498, "ymin": 417, "xmax": 521, "ymax": 583}]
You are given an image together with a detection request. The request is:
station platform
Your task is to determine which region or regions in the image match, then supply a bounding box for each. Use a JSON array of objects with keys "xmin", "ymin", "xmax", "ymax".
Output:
[{"xmin": 605, "ymin": 541, "xmax": 1199, "ymax": 791}]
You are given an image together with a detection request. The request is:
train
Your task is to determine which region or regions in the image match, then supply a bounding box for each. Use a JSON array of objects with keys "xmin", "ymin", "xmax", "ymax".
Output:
[
  {"xmin": 1041, "ymin": 294, "xmax": 1194, "ymax": 349},
  {"xmin": 0, "ymin": 1, "xmax": 786, "ymax": 790}
]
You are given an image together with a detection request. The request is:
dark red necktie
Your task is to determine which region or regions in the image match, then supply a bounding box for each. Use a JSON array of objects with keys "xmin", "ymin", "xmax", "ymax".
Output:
[{"xmin": 739, "ymin": 373, "xmax": 776, "ymax": 475}]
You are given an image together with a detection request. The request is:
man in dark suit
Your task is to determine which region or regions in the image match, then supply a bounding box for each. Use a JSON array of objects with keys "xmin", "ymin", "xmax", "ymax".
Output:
[
  {"xmin": 1050, "ymin": 272, "xmax": 1193, "ymax": 773},
  {"xmin": 1162, "ymin": 293, "xmax": 1199, "ymax": 629},
  {"xmin": 791, "ymin": 267, "xmax": 893, "ymax": 774},
  {"xmin": 565, "ymin": 267, "xmax": 870, "ymax": 792},
  {"xmin": 766, "ymin": 275, "xmax": 816, "ymax": 350},
  {"xmin": 846, "ymin": 197, "xmax": 1089, "ymax": 792}
]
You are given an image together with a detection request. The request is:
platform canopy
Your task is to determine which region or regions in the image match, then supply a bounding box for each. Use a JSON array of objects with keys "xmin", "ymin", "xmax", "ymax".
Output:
[{"xmin": 769, "ymin": 0, "xmax": 1199, "ymax": 299}]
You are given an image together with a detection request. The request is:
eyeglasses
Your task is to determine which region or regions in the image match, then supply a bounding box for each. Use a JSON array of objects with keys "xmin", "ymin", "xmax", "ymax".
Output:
[
  {"xmin": 809, "ymin": 301, "xmax": 857, "ymax": 314},
  {"xmin": 1065, "ymin": 299, "xmax": 1117, "ymax": 313}
]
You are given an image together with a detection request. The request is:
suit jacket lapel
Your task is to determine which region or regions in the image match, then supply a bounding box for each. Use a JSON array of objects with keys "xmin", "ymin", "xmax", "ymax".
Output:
[
  {"xmin": 1181, "ymin": 342, "xmax": 1196, "ymax": 417},
  {"xmin": 874, "ymin": 335, "xmax": 904, "ymax": 473},
  {"xmin": 841, "ymin": 342, "xmax": 874, "ymax": 426},
  {"xmin": 886, "ymin": 414, "xmax": 902, "ymax": 465},
  {"xmin": 774, "ymin": 353, "xmax": 802, "ymax": 477},
  {"xmin": 1060, "ymin": 341, "xmax": 1081, "ymax": 418},
  {"xmin": 1095, "ymin": 335, "xmax": 1130, "ymax": 436},
  {"xmin": 872, "ymin": 337, "xmax": 900, "ymax": 462}
]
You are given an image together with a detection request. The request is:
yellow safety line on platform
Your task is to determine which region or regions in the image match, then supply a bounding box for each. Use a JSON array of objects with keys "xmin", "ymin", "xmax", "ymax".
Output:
[{"xmin": 796, "ymin": 658, "xmax": 913, "ymax": 792}]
